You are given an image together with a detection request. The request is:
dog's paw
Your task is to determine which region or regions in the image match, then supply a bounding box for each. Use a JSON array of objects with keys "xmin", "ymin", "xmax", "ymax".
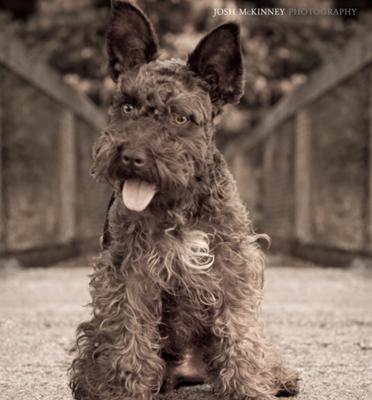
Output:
[{"xmin": 275, "ymin": 370, "xmax": 300, "ymax": 397}]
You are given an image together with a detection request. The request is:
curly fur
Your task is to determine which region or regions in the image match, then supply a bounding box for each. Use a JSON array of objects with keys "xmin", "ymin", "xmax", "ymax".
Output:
[{"xmin": 70, "ymin": 2, "xmax": 299, "ymax": 400}]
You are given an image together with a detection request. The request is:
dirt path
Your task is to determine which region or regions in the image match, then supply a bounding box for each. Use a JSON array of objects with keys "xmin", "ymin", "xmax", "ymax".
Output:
[{"xmin": 0, "ymin": 258, "xmax": 371, "ymax": 400}]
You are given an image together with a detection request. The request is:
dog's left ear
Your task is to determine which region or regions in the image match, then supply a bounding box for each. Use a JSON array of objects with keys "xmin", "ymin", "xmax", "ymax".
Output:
[
  {"xmin": 107, "ymin": 0, "xmax": 159, "ymax": 81},
  {"xmin": 188, "ymin": 23, "xmax": 244, "ymax": 107}
]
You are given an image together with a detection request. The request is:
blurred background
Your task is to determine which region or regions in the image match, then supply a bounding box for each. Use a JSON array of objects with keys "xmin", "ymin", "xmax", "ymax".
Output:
[
  {"xmin": 1, "ymin": 0, "xmax": 372, "ymax": 267},
  {"xmin": 1, "ymin": 2, "xmax": 372, "ymax": 399}
]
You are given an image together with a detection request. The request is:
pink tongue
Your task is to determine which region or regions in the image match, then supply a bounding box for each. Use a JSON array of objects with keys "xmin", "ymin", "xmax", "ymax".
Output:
[{"xmin": 122, "ymin": 179, "xmax": 157, "ymax": 212}]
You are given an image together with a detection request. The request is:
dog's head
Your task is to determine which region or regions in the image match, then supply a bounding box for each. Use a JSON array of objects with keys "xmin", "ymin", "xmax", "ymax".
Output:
[{"xmin": 92, "ymin": 0, "xmax": 244, "ymax": 213}]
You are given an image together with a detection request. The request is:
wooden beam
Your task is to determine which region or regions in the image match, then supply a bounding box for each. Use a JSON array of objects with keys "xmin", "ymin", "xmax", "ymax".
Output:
[
  {"xmin": 244, "ymin": 30, "xmax": 372, "ymax": 151},
  {"xmin": 59, "ymin": 111, "xmax": 76, "ymax": 243},
  {"xmin": 0, "ymin": 102, "xmax": 4, "ymax": 252},
  {"xmin": 0, "ymin": 34, "xmax": 106, "ymax": 130},
  {"xmin": 294, "ymin": 110, "xmax": 312, "ymax": 243},
  {"xmin": 368, "ymin": 71, "xmax": 372, "ymax": 250}
]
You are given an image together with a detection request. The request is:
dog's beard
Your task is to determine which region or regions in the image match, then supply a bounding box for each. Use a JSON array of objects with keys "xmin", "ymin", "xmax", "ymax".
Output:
[
  {"xmin": 93, "ymin": 149, "xmax": 197, "ymax": 213},
  {"xmin": 120, "ymin": 175, "xmax": 194, "ymax": 213},
  {"xmin": 120, "ymin": 161, "xmax": 195, "ymax": 213},
  {"xmin": 91, "ymin": 132, "xmax": 206, "ymax": 213}
]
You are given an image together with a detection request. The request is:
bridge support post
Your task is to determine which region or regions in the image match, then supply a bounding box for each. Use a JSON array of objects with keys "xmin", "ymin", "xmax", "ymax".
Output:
[
  {"xmin": 59, "ymin": 110, "xmax": 76, "ymax": 244},
  {"xmin": 294, "ymin": 110, "xmax": 312, "ymax": 243},
  {"xmin": 0, "ymin": 103, "xmax": 4, "ymax": 252},
  {"xmin": 368, "ymin": 82, "xmax": 372, "ymax": 250}
]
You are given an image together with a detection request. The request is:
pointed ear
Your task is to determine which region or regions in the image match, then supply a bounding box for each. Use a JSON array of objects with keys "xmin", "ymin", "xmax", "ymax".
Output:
[
  {"xmin": 188, "ymin": 23, "xmax": 244, "ymax": 107},
  {"xmin": 107, "ymin": 1, "xmax": 159, "ymax": 81}
]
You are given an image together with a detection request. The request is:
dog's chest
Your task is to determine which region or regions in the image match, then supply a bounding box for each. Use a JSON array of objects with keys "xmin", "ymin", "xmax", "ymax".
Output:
[
  {"xmin": 144, "ymin": 227, "xmax": 217, "ymax": 292},
  {"xmin": 170, "ymin": 229, "xmax": 215, "ymax": 272},
  {"xmin": 154, "ymin": 228, "xmax": 223, "ymax": 307}
]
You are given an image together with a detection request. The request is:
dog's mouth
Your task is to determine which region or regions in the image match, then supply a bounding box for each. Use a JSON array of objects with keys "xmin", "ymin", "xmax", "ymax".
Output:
[{"xmin": 122, "ymin": 179, "xmax": 158, "ymax": 212}]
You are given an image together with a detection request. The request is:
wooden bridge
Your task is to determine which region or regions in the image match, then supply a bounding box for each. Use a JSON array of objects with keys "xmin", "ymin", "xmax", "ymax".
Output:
[
  {"xmin": 225, "ymin": 30, "xmax": 372, "ymax": 266},
  {"xmin": 0, "ymin": 33, "xmax": 107, "ymax": 266},
  {"xmin": 1, "ymin": 30, "xmax": 372, "ymax": 266}
]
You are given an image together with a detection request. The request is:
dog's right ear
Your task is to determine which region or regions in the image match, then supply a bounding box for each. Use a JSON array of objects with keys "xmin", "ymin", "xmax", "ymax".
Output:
[{"xmin": 107, "ymin": 1, "xmax": 159, "ymax": 81}]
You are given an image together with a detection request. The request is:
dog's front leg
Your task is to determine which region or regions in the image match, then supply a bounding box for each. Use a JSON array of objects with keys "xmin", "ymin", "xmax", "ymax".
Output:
[
  {"xmin": 70, "ymin": 259, "xmax": 165, "ymax": 400},
  {"xmin": 113, "ymin": 272, "xmax": 165, "ymax": 400},
  {"xmin": 207, "ymin": 308, "xmax": 277, "ymax": 400},
  {"xmin": 203, "ymin": 242, "xmax": 278, "ymax": 400}
]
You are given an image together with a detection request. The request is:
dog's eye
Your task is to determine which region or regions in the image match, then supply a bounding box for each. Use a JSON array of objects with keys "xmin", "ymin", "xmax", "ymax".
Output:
[
  {"xmin": 173, "ymin": 114, "xmax": 189, "ymax": 125},
  {"xmin": 122, "ymin": 103, "xmax": 134, "ymax": 114}
]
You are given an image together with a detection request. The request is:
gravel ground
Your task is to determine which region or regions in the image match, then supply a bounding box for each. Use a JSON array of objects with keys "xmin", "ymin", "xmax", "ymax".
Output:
[{"xmin": 0, "ymin": 256, "xmax": 371, "ymax": 400}]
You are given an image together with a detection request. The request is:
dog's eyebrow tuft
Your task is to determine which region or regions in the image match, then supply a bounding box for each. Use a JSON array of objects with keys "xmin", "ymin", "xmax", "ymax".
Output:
[{"xmin": 113, "ymin": 91, "xmax": 140, "ymax": 109}]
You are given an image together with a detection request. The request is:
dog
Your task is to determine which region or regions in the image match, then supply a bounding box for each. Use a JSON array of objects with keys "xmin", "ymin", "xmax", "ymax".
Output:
[{"xmin": 69, "ymin": 1, "xmax": 299, "ymax": 399}]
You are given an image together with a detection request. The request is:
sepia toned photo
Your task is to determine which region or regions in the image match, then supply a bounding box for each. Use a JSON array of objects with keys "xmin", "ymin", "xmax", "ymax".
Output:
[{"xmin": 0, "ymin": 1, "xmax": 371, "ymax": 399}]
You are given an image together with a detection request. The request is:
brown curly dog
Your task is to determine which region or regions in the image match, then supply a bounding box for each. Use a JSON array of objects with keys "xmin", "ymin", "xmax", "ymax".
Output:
[{"xmin": 69, "ymin": 2, "xmax": 300, "ymax": 399}]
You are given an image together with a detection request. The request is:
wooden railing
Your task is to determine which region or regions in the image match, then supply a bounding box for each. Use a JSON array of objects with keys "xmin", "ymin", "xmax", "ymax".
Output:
[
  {"xmin": 0, "ymin": 34, "xmax": 108, "ymax": 266},
  {"xmin": 2, "ymin": 29, "xmax": 371, "ymax": 266},
  {"xmin": 225, "ymin": 29, "xmax": 372, "ymax": 266}
]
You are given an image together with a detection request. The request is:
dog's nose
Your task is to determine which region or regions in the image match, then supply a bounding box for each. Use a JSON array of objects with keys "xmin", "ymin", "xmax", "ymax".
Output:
[{"xmin": 121, "ymin": 149, "xmax": 147, "ymax": 168}]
